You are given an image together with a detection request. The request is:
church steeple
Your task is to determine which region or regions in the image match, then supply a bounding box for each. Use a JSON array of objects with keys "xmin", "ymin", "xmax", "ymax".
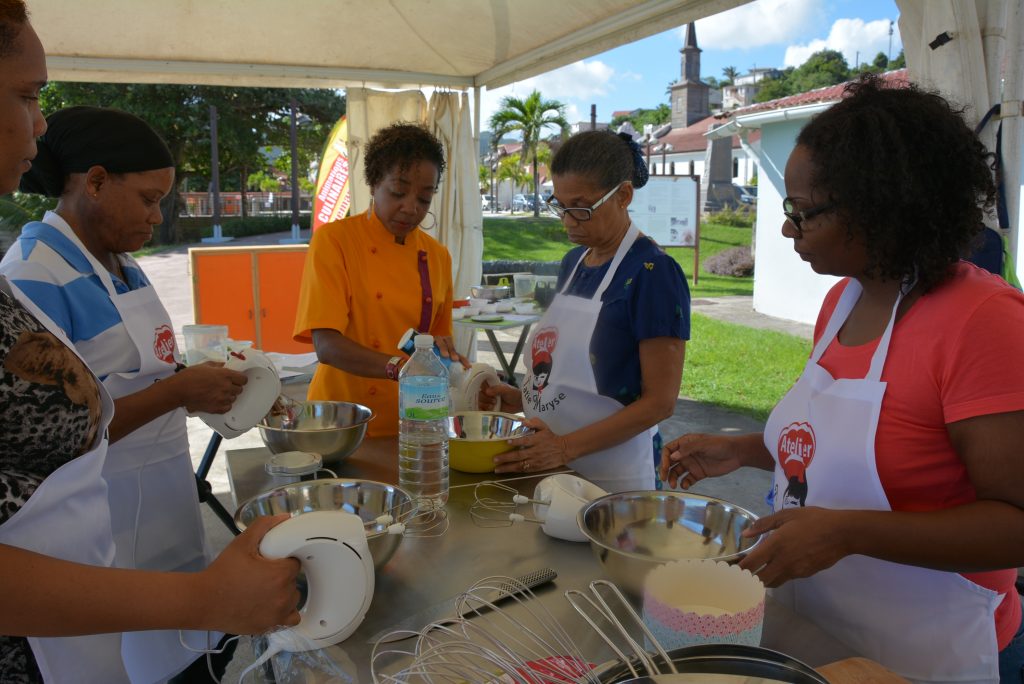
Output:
[
  {"xmin": 670, "ymin": 22, "xmax": 709, "ymax": 128},
  {"xmin": 681, "ymin": 22, "xmax": 701, "ymax": 83}
]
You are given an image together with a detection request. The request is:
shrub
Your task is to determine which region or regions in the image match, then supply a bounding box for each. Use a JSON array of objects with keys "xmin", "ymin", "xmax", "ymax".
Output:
[
  {"xmin": 482, "ymin": 260, "xmax": 561, "ymax": 275},
  {"xmin": 174, "ymin": 215, "xmax": 310, "ymax": 243},
  {"xmin": 706, "ymin": 206, "xmax": 754, "ymax": 228},
  {"xmin": 704, "ymin": 246, "xmax": 754, "ymax": 277}
]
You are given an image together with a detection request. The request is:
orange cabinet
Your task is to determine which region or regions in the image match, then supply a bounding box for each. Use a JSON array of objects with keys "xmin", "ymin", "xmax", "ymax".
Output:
[{"xmin": 190, "ymin": 245, "xmax": 312, "ymax": 354}]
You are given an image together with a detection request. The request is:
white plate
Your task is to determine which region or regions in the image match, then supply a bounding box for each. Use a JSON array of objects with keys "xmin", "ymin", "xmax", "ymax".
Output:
[{"xmin": 472, "ymin": 315, "xmax": 504, "ymax": 323}]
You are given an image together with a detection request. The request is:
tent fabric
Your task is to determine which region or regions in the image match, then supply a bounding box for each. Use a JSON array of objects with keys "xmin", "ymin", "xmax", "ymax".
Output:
[
  {"xmin": 427, "ymin": 91, "xmax": 485, "ymax": 358},
  {"xmin": 31, "ymin": 0, "xmax": 750, "ymax": 90},
  {"xmin": 344, "ymin": 88, "xmax": 428, "ymax": 217},
  {"xmin": 897, "ymin": 0, "xmax": 1024, "ymax": 285}
]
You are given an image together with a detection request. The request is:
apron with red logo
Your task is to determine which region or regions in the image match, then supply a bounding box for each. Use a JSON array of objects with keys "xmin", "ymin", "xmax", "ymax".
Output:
[
  {"xmin": 764, "ymin": 279, "xmax": 1000, "ymax": 683},
  {"xmin": 521, "ymin": 223, "xmax": 655, "ymax": 492}
]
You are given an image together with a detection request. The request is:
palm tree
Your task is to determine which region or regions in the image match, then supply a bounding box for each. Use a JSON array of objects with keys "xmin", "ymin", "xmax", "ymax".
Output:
[
  {"xmin": 489, "ymin": 90, "xmax": 569, "ymax": 217},
  {"xmin": 497, "ymin": 156, "xmax": 530, "ymax": 212},
  {"xmin": 722, "ymin": 66, "xmax": 740, "ymax": 85}
]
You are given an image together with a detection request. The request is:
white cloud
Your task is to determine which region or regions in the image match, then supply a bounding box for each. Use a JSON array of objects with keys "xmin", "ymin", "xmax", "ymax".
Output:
[
  {"xmin": 784, "ymin": 17, "xmax": 902, "ymax": 68},
  {"xmin": 694, "ymin": 0, "xmax": 824, "ymax": 50},
  {"xmin": 478, "ymin": 59, "xmax": 615, "ymax": 129}
]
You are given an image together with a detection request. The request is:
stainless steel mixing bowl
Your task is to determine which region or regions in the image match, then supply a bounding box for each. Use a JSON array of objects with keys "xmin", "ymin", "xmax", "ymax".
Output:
[
  {"xmin": 577, "ymin": 491, "xmax": 763, "ymax": 597},
  {"xmin": 469, "ymin": 285, "xmax": 511, "ymax": 301},
  {"xmin": 233, "ymin": 478, "xmax": 413, "ymax": 569},
  {"xmin": 258, "ymin": 400, "xmax": 372, "ymax": 467}
]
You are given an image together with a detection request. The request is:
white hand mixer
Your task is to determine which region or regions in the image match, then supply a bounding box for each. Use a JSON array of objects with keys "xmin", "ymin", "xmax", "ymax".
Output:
[
  {"xmin": 193, "ymin": 348, "xmax": 282, "ymax": 439},
  {"xmin": 470, "ymin": 474, "xmax": 608, "ymax": 542}
]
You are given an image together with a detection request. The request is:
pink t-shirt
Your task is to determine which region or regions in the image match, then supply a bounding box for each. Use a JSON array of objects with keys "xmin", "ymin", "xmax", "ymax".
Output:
[{"xmin": 814, "ymin": 262, "xmax": 1024, "ymax": 649}]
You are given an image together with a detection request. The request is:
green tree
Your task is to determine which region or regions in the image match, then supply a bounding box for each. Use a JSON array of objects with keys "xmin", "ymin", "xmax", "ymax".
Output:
[
  {"xmin": 753, "ymin": 68, "xmax": 795, "ymax": 102},
  {"xmin": 489, "ymin": 90, "xmax": 569, "ymax": 217},
  {"xmin": 246, "ymin": 170, "xmax": 280, "ymax": 193},
  {"xmin": 788, "ymin": 49, "xmax": 850, "ymax": 93},
  {"xmin": 39, "ymin": 83, "xmax": 344, "ymax": 242},
  {"xmin": 722, "ymin": 66, "xmax": 740, "ymax": 85},
  {"xmin": 872, "ymin": 52, "xmax": 889, "ymax": 70},
  {"xmin": 889, "ymin": 49, "xmax": 906, "ymax": 69},
  {"xmin": 704, "ymin": 75, "xmax": 721, "ymax": 89},
  {"xmin": 497, "ymin": 156, "xmax": 530, "ymax": 210},
  {"xmin": 610, "ymin": 105, "xmax": 671, "ymax": 134}
]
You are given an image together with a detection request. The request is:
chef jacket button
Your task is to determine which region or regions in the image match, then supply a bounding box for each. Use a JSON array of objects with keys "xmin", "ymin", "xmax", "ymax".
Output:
[
  {"xmin": 372, "ymin": 339, "xmax": 380, "ymax": 349},
  {"xmin": 370, "ymin": 246, "xmax": 378, "ymax": 254},
  {"xmin": 425, "ymin": 296, "xmax": 432, "ymax": 303},
  {"xmin": 376, "ymin": 291, "xmax": 383, "ymax": 299},
  {"xmin": 369, "ymin": 386, "xmax": 377, "ymax": 396},
  {"xmin": 420, "ymin": 254, "xmax": 427, "ymax": 262}
]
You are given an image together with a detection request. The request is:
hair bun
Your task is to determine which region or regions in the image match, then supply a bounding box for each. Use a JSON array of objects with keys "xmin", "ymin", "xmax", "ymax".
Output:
[
  {"xmin": 19, "ymin": 139, "xmax": 65, "ymax": 197},
  {"xmin": 617, "ymin": 131, "xmax": 649, "ymax": 189}
]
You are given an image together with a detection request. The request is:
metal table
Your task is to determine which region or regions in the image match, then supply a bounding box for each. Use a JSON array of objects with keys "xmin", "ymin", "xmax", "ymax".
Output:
[
  {"xmin": 454, "ymin": 313, "xmax": 540, "ymax": 387},
  {"xmin": 225, "ymin": 437, "xmax": 855, "ymax": 682}
]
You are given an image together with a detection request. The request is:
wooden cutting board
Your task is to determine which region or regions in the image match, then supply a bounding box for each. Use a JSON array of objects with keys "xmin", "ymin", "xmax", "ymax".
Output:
[{"xmin": 817, "ymin": 657, "xmax": 910, "ymax": 683}]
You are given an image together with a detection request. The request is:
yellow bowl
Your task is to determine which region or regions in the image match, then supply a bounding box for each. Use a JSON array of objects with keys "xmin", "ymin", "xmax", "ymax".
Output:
[{"xmin": 448, "ymin": 411, "xmax": 532, "ymax": 473}]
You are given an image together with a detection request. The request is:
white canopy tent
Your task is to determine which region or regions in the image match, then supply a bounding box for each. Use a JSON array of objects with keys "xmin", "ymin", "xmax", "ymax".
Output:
[{"xmin": 26, "ymin": 0, "xmax": 1023, "ymax": 318}]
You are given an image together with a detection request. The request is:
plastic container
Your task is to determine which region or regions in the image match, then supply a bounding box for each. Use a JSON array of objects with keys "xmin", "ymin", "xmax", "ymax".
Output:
[
  {"xmin": 398, "ymin": 334, "xmax": 450, "ymax": 509},
  {"xmin": 182, "ymin": 324, "xmax": 228, "ymax": 365},
  {"xmin": 264, "ymin": 451, "xmax": 323, "ymax": 487},
  {"xmin": 513, "ymin": 273, "xmax": 537, "ymax": 298}
]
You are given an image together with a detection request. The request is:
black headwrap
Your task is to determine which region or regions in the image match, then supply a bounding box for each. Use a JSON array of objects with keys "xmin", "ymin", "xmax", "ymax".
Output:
[
  {"xmin": 20, "ymin": 106, "xmax": 174, "ymax": 197},
  {"xmin": 617, "ymin": 131, "xmax": 650, "ymax": 189}
]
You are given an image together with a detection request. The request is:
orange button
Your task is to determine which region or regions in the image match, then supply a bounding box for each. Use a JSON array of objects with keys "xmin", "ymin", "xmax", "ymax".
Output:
[
  {"xmin": 376, "ymin": 291, "xmax": 383, "ymax": 299},
  {"xmin": 420, "ymin": 253, "xmax": 427, "ymax": 261},
  {"xmin": 371, "ymin": 339, "xmax": 380, "ymax": 349},
  {"xmin": 369, "ymin": 386, "xmax": 377, "ymax": 395},
  {"xmin": 370, "ymin": 246, "xmax": 378, "ymax": 254},
  {"xmin": 425, "ymin": 296, "xmax": 432, "ymax": 303}
]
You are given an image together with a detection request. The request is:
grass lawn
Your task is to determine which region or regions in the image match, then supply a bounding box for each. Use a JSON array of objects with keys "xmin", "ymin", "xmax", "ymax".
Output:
[
  {"xmin": 684, "ymin": 314, "xmax": 810, "ymax": 421},
  {"xmin": 483, "ymin": 215, "xmax": 753, "ymax": 298}
]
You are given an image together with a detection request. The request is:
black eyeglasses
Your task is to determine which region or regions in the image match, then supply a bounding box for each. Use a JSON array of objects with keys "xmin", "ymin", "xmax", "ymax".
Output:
[
  {"xmin": 545, "ymin": 182, "xmax": 625, "ymax": 222},
  {"xmin": 782, "ymin": 197, "xmax": 835, "ymax": 237}
]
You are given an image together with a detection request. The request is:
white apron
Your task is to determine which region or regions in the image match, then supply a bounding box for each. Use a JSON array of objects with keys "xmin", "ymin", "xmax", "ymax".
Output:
[
  {"xmin": 73, "ymin": 243, "xmax": 212, "ymax": 682},
  {"xmin": 0, "ymin": 281, "xmax": 131, "ymax": 682},
  {"xmin": 521, "ymin": 223, "xmax": 655, "ymax": 492},
  {"xmin": 764, "ymin": 279, "xmax": 1001, "ymax": 684}
]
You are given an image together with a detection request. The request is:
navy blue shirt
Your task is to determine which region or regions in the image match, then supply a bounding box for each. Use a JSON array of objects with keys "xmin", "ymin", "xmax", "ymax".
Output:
[{"xmin": 556, "ymin": 235, "xmax": 690, "ymax": 405}]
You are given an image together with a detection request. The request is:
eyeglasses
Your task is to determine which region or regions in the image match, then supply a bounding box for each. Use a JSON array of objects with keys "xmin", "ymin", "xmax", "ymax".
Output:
[
  {"xmin": 545, "ymin": 182, "xmax": 625, "ymax": 222},
  {"xmin": 782, "ymin": 197, "xmax": 835, "ymax": 237}
]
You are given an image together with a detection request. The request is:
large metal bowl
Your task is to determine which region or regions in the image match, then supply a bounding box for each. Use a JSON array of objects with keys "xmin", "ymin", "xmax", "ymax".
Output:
[
  {"xmin": 578, "ymin": 491, "xmax": 762, "ymax": 597},
  {"xmin": 447, "ymin": 411, "xmax": 534, "ymax": 473},
  {"xmin": 258, "ymin": 400, "xmax": 372, "ymax": 468},
  {"xmin": 234, "ymin": 478, "xmax": 413, "ymax": 569},
  {"xmin": 469, "ymin": 284, "xmax": 511, "ymax": 301}
]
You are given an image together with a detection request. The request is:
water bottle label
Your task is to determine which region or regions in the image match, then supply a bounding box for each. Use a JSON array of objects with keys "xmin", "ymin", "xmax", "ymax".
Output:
[{"xmin": 400, "ymin": 378, "xmax": 449, "ymax": 420}]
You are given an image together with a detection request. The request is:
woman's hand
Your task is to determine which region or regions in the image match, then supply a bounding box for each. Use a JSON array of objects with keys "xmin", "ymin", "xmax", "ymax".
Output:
[
  {"xmin": 493, "ymin": 418, "xmax": 571, "ymax": 474},
  {"xmin": 479, "ymin": 381, "xmax": 523, "ymax": 413},
  {"xmin": 435, "ymin": 335, "xmax": 471, "ymax": 369},
  {"xmin": 659, "ymin": 433, "xmax": 749, "ymax": 488},
  {"xmin": 737, "ymin": 507, "xmax": 853, "ymax": 588},
  {"xmin": 169, "ymin": 362, "xmax": 247, "ymax": 414},
  {"xmin": 197, "ymin": 515, "xmax": 301, "ymax": 634}
]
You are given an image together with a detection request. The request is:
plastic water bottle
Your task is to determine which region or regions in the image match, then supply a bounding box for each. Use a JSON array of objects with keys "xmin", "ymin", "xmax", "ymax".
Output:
[{"xmin": 398, "ymin": 334, "xmax": 450, "ymax": 509}]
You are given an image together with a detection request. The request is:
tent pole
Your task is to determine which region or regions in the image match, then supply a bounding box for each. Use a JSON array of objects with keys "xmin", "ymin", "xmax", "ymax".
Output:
[
  {"xmin": 1002, "ymin": 0, "xmax": 1024, "ymax": 284},
  {"xmin": 473, "ymin": 86, "xmax": 482, "ymax": 162}
]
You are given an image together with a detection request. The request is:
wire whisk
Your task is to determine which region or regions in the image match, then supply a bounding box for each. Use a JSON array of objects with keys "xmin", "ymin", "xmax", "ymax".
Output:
[{"xmin": 469, "ymin": 481, "xmax": 545, "ymax": 528}]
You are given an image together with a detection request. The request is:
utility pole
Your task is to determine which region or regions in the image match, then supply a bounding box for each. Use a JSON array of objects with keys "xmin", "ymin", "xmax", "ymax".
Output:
[
  {"xmin": 590, "ymin": 104, "xmax": 597, "ymax": 130},
  {"xmin": 888, "ymin": 20, "xmax": 894, "ymax": 63},
  {"xmin": 281, "ymin": 99, "xmax": 304, "ymax": 244}
]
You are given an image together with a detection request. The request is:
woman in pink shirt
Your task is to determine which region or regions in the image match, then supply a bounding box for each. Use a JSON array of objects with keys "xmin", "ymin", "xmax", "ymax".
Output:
[{"xmin": 662, "ymin": 75, "xmax": 1024, "ymax": 683}]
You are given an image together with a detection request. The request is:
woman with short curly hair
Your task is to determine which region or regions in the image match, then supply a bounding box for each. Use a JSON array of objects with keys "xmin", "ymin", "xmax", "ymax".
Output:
[
  {"xmin": 294, "ymin": 122, "xmax": 462, "ymax": 437},
  {"xmin": 662, "ymin": 75, "xmax": 1024, "ymax": 681}
]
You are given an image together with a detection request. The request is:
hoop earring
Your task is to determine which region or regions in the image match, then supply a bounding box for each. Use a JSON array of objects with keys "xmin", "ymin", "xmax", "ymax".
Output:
[{"xmin": 420, "ymin": 211, "xmax": 436, "ymax": 231}]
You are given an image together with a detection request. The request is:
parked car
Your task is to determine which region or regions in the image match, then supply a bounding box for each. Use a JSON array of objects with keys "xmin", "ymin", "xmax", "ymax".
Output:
[
  {"xmin": 481, "ymin": 194, "xmax": 496, "ymax": 212},
  {"xmin": 511, "ymin": 193, "xmax": 537, "ymax": 212},
  {"xmin": 738, "ymin": 185, "xmax": 757, "ymax": 205}
]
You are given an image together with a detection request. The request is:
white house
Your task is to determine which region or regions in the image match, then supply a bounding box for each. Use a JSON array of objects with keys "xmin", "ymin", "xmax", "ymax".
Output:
[{"xmin": 707, "ymin": 71, "xmax": 908, "ymax": 324}]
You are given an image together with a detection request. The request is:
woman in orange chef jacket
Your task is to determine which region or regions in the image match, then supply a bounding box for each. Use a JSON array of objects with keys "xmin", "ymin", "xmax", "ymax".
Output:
[
  {"xmin": 661, "ymin": 76, "xmax": 1024, "ymax": 683},
  {"xmin": 294, "ymin": 123, "xmax": 461, "ymax": 436}
]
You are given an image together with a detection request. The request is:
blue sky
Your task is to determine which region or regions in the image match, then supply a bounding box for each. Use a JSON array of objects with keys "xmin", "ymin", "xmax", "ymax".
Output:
[{"xmin": 478, "ymin": 0, "xmax": 902, "ymax": 129}]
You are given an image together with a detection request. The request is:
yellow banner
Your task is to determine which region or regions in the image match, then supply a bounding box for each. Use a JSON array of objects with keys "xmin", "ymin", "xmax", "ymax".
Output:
[{"xmin": 312, "ymin": 115, "xmax": 350, "ymax": 230}]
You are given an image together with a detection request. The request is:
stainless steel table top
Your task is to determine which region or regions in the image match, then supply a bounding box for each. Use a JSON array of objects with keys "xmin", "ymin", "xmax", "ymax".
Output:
[{"xmin": 225, "ymin": 437, "xmax": 854, "ymax": 682}]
